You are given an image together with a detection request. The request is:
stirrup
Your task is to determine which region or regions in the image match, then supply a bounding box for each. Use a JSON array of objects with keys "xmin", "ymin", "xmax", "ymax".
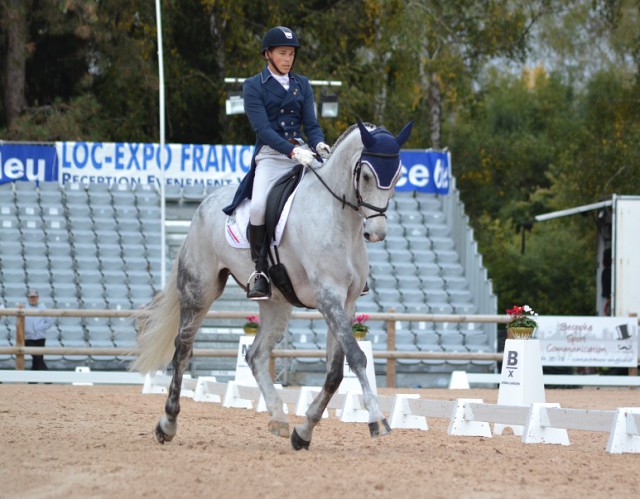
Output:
[
  {"xmin": 360, "ymin": 281, "xmax": 370, "ymax": 296},
  {"xmin": 247, "ymin": 271, "xmax": 271, "ymax": 300}
]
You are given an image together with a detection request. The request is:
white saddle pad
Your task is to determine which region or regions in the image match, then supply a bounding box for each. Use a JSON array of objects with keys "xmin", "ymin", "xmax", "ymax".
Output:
[{"xmin": 224, "ymin": 183, "xmax": 300, "ymax": 249}]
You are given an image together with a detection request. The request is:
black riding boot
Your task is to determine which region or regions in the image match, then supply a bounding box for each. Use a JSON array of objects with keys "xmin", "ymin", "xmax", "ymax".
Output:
[{"xmin": 247, "ymin": 223, "xmax": 271, "ymax": 300}]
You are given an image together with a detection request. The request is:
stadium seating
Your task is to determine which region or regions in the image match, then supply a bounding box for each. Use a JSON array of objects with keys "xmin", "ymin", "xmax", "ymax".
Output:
[{"xmin": 0, "ymin": 180, "xmax": 497, "ymax": 384}]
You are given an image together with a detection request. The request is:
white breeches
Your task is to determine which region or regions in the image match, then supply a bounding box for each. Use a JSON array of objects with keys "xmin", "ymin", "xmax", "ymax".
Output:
[{"xmin": 250, "ymin": 144, "xmax": 310, "ymax": 225}]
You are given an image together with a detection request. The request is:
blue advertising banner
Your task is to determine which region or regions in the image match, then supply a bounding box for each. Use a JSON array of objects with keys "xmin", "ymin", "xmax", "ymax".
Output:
[
  {"xmin": 1, "ymin": 141, "xmax": 450, "ymax": 195},
  {"xmin": 55, "ymin": 142, "xmax": 253, "ymax": 189},
  {"xmin": 0, "ymin": 143, "xmax": 59, "ymax": 185},
  {"xmin": 397, "ymin": 150, "xmax": 450, "ymax": 194}
]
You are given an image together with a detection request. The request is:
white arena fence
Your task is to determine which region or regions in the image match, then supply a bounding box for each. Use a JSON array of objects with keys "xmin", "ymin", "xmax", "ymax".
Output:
[{"xmin": 1, "ymin": 307, "xmax": 638, "ymax": 388}]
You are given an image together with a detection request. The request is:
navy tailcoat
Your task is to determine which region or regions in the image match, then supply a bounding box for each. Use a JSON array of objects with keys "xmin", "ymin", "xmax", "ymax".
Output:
[{"xmin": 223, "ymin": 66, "xmax": 325, "ymax": 215}]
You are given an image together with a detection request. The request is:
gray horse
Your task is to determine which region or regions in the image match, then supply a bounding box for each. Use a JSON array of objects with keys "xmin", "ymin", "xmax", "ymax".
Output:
[{"xmin": 133, "ymin": 120, "xmax": 413, "ymax": 450}]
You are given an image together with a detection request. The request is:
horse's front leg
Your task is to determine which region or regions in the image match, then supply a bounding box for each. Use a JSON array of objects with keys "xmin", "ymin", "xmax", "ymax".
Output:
[
  {"xmin": 292, "ymin": 334, "xmax": 344, "ymax": 450},
  {"xmin": 319, "ymin": 294, "xmax": 390, "ymax": 438},
  {"xmin": 245, "ymin": 301, "xmax": 292, "ymax": 438},
  {"xmin": 155, "ymin": 307, "xmax": 206, "ymax": 444}
]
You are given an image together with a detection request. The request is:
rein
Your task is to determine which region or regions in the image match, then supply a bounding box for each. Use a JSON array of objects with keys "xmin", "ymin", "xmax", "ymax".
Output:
[{"xmin": 307, "ymin": 151, "xmax": 394, "ymax": 220}]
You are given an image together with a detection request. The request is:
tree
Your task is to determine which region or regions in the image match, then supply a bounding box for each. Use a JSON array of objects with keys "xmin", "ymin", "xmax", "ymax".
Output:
[{"xmin": 1, "ymin": 0, "xmax": 29, "ymax": 127}]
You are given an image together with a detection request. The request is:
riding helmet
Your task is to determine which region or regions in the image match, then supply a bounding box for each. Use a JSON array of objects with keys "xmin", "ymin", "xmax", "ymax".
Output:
[{"xmin": 261, "ymin": 26, "xmax": 300, "ymax": 55}]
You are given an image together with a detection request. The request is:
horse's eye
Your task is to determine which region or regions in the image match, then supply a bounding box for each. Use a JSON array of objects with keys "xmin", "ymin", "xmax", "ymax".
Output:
[{"xmin": 362, "ymin": 173, "xmax": 371, "ymax": 183}]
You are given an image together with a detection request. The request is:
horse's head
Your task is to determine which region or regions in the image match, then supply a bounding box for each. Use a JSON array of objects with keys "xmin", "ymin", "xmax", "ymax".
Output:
[{"xmin": 356, "ymin": 120, "xmax": 413, "ymax": 242}]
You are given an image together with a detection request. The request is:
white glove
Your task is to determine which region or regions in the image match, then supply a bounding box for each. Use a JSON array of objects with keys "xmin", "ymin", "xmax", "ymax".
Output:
[
  {"xmin": 316, "ymin": 142, "xmax": 331, "ymax": 159},
  {"xmin": 290, "ymin": 147, "xmax": 315, "ymax": 166}
]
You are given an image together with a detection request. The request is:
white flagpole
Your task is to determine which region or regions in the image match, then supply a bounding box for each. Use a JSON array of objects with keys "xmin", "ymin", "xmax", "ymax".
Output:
[{"xmin": 155, "ymin": 0, "xmax": 167, "ymax": 288}]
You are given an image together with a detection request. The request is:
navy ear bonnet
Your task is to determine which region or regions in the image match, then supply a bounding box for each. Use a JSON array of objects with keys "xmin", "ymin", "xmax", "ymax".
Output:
[{"xmin": 357, "ymin": 121, "xmax": 414, "ymax": 189}]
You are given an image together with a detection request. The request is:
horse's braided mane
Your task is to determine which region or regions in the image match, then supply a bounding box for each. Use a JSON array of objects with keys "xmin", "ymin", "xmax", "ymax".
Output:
[{"xmin": 332, "ymin": 121, "xmax": 376, "ymax": 152}]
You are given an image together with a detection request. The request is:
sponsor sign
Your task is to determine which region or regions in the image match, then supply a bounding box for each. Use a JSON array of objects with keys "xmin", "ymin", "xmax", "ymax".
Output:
[
  {"xmin": 537, "ymin": 316, "xmax": 638, "ymax": 367},
  {"xmin": 397, "ymin": 149, "xmax": 450, "ymax": 194},
  {"xmin": 55, "ymin": 142, "xmax": 253, "ymax": 189},
  {"xmin": 3, "ymin": 142, "xmax": 450, "ymax": 194},
  {"xmin": 0, "ymin": 143, "xmax": 58, "ymax": 184}
]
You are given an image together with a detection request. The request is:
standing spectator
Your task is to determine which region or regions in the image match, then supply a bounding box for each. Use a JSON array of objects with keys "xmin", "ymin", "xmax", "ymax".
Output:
[{"xmin": 25, "ymin": 289, "xmax": 54, "ymax": 371}]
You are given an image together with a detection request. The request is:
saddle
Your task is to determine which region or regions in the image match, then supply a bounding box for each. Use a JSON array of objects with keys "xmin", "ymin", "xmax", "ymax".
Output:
[{"xmin": 261, "ymin": 164, "xmax": 310, "ymax": 308}]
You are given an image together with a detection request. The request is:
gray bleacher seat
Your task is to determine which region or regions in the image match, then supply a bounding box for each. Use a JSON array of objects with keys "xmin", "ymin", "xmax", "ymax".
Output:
[
  {"xmin": 81, "ymin": 296, "xmax": 107, "ymax": 310},
  {"xmin": 57, "ymin": 316, "xmax": 88, "ymax": 360},
  {"xmin": 431, "ymin": 237, "xmax": 455, "ymax": 251},
  {"xmin": 367, "ymin": 246, "xmax": 388, "ymax": 263},
  {"xmin": 51, "ymin": 282, "xmax": 78, "ymax": 300},
  {"xmin": 384, "ymin": 236, "xmax": 409, "ymax": 251},
  {"xmin": 440, "ymin": 262, "xmax": 464, "ymax": 276},
  {"xmin": 398, "ymin": 209, "xmax": 423, "ymax": 225},
  {"xmin": 443, "ymin": 275, "xmax": 468, "ymax": 290},
  {"xmin": 120, "ymin": 230, "xmax": 145, "ymax": 246},
  {"xmin": 15, "ymin": 189, "xmax": 39, "ymax": 205},
  {"xmin": 87, "ymin": 185, "xmax": 112, "ymax": 206},
  {"xmin": 93, "ymin": 216, "xmax": 118, "ymax": 232},
  {"xmin": 64, "ymin": 185, "xmax": 89, "ymax": 204},
  {"xmin": 452, "ymin": 302, "xmax": 477, "ymax": 314},
  {"xmin": 105, "ymin": 296, "xmax": 131, "ymax": 310},
  {"xmin": 41, "ymin": 205, "xmax": 64, "ymax": 222},
  {"xmin": 72, "ymin": 230, "xmax": 97, "ymax": 247},
  {"xmin": 434, "ymin": 249, "xmax": 459, "ymax": 264},
  {"xmin": 111, "ymin": 184, "xmax": 135, "ymax": 205},
  {"xmin": 411, "ymin": 248, "xmax": 437, "ymax": 264},
  {"xmin": 50, "ymin": 267, "xmax": 76, "ymax": 284},
  {"xmin": 67, "ymin": 214, "xmax": 93, "ymax": 232},
  {"xmin": 442, "ymin": 343, "xmax": 472, "ymax": 367},
  {"xmin": 428, "ymin": 302, "xmax": 453, "ymax": 314},
  {"xmin": 114, "ymin": 203, "xmax": 138, "ymax": 220},
  {"xmin": 368, "ymin": 331, "xmax": 387, "ymax": 365},
  {"xmin": 422, "ymin": 275, "xmax": 445, "ymax": 290},
  {"xmin": 407, "ymin": 238, "xmax": 430, "ymax": 253},
  {"xmin": 96, "ymin": 231, "xmax": 120, "ymax": 247},
  {"xmin": 395, "ymin": 331, "xmax": 420, "ymax": 365},
  {"xmin": 38, "ymin": 182, "xmax": 62, "ymax": 204},
  {"xmin": 404, "ymin": 223, "xmax": 428, "ymax": 238},
  {"xmin": 357, "ymin": 292, "xmax": 379, "ymax": 310},
  {"xmin": 133, "ymin": 183, "xmax": 159, "ymax": 206},
  {"xmin": 370, "ymin": 260, "xmax": 394, "ymax": 275},
  {"xmin": 118, "ymin": 218, "xmax": 141, "ymax": 232},
  {"xmin": 164, "ymin": 184, "xmax": 182, "ymax": 201},
  {"xmin": 25, "ymin": 268, "xmax": 50, "ymax": 286},
  {"xmin": 426, "ymin": 223, "xmax": 450, "ymax": 238},
  {"xmin": 3, "ymin": 264, "xmax": 27, "ymax": 283},
  {"xmin": 373, "ymin": 274, "xmax": 397, "ymax": 289},
  {"xmin": 400, "ymin": 288, "xmax": 425, "ymax": 304},
  {"xmin": 182, "ymin": 184, "xmax": 206, "ymax": 202},
  {"xmin": 96, "ymin": 243, "xmax": 120, "ymax": 259},
  {"xmin": 44, "ymin": 221, "xmax": 69, "ymax": 244}
]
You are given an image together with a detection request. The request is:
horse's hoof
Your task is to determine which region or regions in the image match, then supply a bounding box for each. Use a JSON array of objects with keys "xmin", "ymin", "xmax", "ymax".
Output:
[
  {"xmin": 154, "ymin": 421, "xmax": 174, "ymax": 444},
  {"xmin": 268, "ymin": 420, "xmax": 290, "ymax": 438},
  {"xmin": 369, "ymin": 418, "xmax": 392, "ymax": 438},
  {"xmin": 291, "ymin": 428, "xmax": 310, "ymax": 451}
]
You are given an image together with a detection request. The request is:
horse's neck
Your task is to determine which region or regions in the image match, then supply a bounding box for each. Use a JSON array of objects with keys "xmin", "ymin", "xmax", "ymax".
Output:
[{"xmin": 317, "ymin": 136, "xmax": 360, "ymax": 193}]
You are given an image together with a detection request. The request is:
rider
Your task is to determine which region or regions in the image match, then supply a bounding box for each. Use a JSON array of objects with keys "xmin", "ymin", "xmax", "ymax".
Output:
[{"xmin": 223, "ymin": 26, "xmax": 331, "ymax": 300}]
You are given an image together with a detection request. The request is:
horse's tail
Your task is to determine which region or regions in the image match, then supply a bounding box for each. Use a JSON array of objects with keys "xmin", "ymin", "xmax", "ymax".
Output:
[{"xmin": 130, "ymin": 261, "xmax": 181, "ymax": 374}]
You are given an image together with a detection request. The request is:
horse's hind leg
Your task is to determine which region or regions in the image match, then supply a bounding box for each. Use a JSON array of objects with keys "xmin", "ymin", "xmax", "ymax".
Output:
[
  {"xmin": 245, "ymin": 301, "xmax": 292, "ymax": 438},
  {"xmin": 155, "ymin": 267, "xmax": 223, "ymax": 444},
  {"xmin": 292, "ymin": 334, "xmax": 344, "ymax": 450}
]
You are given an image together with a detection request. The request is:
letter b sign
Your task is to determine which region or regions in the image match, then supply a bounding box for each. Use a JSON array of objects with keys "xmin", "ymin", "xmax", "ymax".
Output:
[{"xmin": 507, "ymin": 350, "xmax": 518, "ymax": 367}]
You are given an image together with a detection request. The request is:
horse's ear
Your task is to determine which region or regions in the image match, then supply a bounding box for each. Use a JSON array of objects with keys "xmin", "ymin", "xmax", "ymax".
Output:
[
  {"xmin": 357, "ymin": 120, "xmax": 376, "ymax": 149},
  {"xmin": 395, "ymin": 120, "xmax": 414, "ymax": 147}
]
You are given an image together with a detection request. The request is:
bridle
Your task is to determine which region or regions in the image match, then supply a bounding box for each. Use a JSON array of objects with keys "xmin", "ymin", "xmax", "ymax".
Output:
[{"xmin": 307, "ymin": 150, "xmax": 398, "ymax": 220}]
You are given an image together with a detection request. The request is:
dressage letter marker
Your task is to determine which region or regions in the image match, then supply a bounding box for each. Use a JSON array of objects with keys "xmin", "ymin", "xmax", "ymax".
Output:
[{"xmin": 494, "ymin": 339, "xmax": 545, "ymax": 436}]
